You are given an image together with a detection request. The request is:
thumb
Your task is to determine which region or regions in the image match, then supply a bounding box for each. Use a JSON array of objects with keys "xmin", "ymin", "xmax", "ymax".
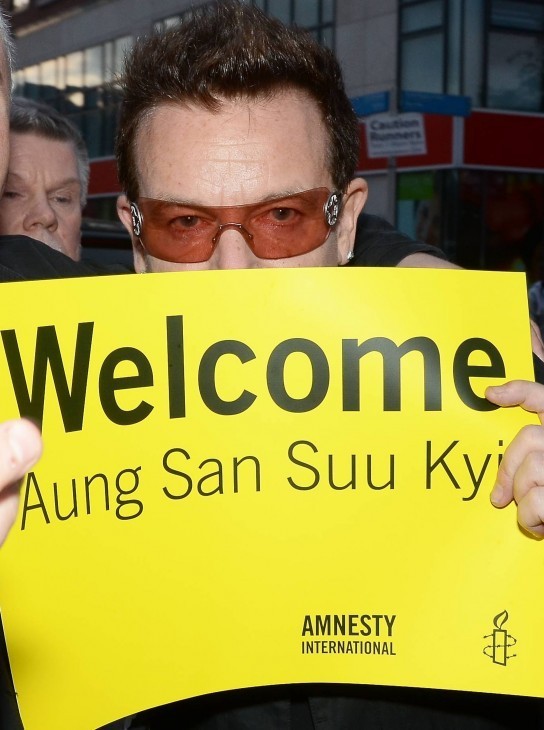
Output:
[
  {"xmin": 486, "ymin": 380, "xmax": 544, "ymax": 423},
  {"xmin": 0, "ymin": 419, "xmax": 42, "ymax": 546}
]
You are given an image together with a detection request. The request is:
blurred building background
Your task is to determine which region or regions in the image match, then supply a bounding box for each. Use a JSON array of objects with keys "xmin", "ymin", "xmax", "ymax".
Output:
[{"xmin": 3, "ymin": 0, "xmax": 544, "ymax": 277}]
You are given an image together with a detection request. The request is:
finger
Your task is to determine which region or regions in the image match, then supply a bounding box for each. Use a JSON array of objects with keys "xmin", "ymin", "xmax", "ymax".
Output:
[
  {"xmin": 0, "ymin": 419, "xmax": 43, "ymax": 546},
  {"xmin": 486, "ymin": 380, "xmax": 544, "ymax": 419},
  {"xmin": 490, "ymin": 424, "xmax": 544, "ymax": 507},
  {"xmin": 530, "ymin": 320, "xmax": 544, "ymax": 362},
  {"xmin": 516, "ymin": 486, "xmax": 544, "ymax": 539},
  {"xmin": 511, "ymin": 449, "xmax": 544, "ymax": 507},
  {"xmin": 0, "ymin": 419, "xmax": 42, "ymax": 484}
]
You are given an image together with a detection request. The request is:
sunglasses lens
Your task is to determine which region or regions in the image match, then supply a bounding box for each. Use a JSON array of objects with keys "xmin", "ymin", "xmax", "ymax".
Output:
[
  {"xmin": 136, "ymin": 201, "xmax": 216, "ymax": 263},
  {"xmin": 136, "ymin": 188, "xmax": 336, "ymax": 263},
  {"xmin": 245, "ymin": 189, "xmax": 333, "ymax": 259}
]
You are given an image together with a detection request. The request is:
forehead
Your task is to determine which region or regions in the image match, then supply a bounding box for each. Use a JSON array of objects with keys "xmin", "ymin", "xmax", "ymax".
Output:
[
  {"xmin": 9, "ymin": 132, "xmax": 78, "ymax": 169},
  {"xmin": 133, "ymin": 90, "xmax": 331, "ymax": 204}
]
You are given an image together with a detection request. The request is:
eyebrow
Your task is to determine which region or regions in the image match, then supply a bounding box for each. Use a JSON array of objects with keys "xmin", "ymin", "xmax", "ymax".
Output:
[
  {"xmin": 51, "ymin": 179, "xmax": 81, "ymax": 190},
  {"xmin": 143, "ymin": 189, "xmax": 315, "ymax": 206},
  {"xmin": 6, "ymin": 172, "xmax": 81, "ymax": 189}
]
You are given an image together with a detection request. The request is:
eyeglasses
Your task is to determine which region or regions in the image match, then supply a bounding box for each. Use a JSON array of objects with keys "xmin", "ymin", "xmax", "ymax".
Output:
[{"xmin": 130, "ymin": 188, "xmax": 342, "ymax": 263}]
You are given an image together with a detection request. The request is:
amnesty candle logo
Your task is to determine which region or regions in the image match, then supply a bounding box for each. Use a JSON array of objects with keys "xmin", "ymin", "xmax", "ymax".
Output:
[
  {"xmin": 483, "ymin": 610, "xmax": 517, "ymax": 666},
  {"xmin": 301, "ymin": 614, "xmax": 396, "ymax": 656}
]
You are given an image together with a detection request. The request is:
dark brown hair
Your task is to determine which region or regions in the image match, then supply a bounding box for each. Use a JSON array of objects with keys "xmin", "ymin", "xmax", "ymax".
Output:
[{"xmin": 116, "ymin": 1, "xmax": 359, "ymax": 201}]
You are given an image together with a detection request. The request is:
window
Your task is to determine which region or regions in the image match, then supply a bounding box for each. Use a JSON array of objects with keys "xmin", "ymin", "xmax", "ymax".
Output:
[
  {"xmin": 491, "ymin": 0, "xmax": 544, "ymax": 30},
  {"xmin": 155, "ymin": 1, "xmax": 335, "ymax": 48},
  {"xmin": 399, "ymin": 1, "xmax": 446, "ymax": 93},
  {"xmin": 15, "ymin": 34, "xmax": 133, "ymax": 157},
  {"xmin": 253, "ymin": 0, "xmax": 335, "ymax": 47},
  {"xmin": 401, "ymin": 0, "xmax": 443, "ymax": 33},
  {"xmin": 402, "ymin": 34, "xmax": 444, "ymax": 93},
  {"xmin": 65, "ymin": 51, "xmax": 84, "ymax": 109},
  {"xmin": 22, "ymin": 64, "xmax": 41, "ymax": 100},
  {"xmin": 398, "ymin": 169, "xmax": 544, "ymax": 279},
  {"xmin": 12, "ymin": 0, "xmax": 30, "ymax": 10},
  {"xmin": 400, "ymin": 0, "xmax": 544, "ymax": 112},
  {"xmin": 462, "ymin": 0, "xmax": 485, "ymax": 105},
  {"xmin": 487, "ymin": 0, "xmax": 544, "ymax": 111},
  {"xmin": 154, "ymin": 6, "xmax": 202, "ymax": 32}
]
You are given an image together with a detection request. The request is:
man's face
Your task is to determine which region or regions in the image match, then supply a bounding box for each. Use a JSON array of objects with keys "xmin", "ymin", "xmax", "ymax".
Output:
[
  {"xmin": 0, "ymin": 131, "xmax": 82, "ymax": 260},
  {"xmin": 119, "ymin": 89, "xmax": 366, "ymax": 272}
]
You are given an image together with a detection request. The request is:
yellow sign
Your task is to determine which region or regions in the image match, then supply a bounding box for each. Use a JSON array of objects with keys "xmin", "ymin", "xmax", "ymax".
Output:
[{"xmin": 0, "ymin": 267, "xmax": 541, "ymax": 729}]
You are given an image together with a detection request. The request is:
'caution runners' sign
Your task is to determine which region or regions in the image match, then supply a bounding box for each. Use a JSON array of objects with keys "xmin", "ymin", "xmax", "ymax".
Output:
[{"xmin": 365, "ymin": 112, "xmax": 427, "ymax": 157}]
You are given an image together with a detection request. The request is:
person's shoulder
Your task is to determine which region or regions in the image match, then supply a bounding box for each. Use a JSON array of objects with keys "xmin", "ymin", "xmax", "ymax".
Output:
[
  {"xmin": 352, "ymin": 213, "xmax": 447, "ymax": 267},
  {"xmin": 529, "ymin": 280, "xmax": 544, "ymax": 298},
  {"xmin": 0, "ymin": 236, "xmax": 131, "ymax": 282}
]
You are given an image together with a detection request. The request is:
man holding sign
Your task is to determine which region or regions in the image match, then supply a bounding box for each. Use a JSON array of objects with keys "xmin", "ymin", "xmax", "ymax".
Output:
[
  {"xmin": 109, "ymin": 2, "xmax": 544, "ymax": 729},
  {"xmin": 0, "ymin": 3, "xmax": 543, "ymax": 729}
]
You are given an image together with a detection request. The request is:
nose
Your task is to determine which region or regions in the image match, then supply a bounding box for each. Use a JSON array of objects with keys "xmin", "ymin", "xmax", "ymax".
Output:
[
  {"xmin": 211, "ymin": 226, "xmax": 259, "ymax": 269},
  {"xmin": 24, "ymin": 195, "xmax": 58, "ymax": 232}
]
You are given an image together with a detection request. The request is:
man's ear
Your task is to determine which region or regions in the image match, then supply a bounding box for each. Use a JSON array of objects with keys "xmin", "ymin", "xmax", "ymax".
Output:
[
  {"xmin": 335, "ymin": 177, "xmax": 368, "ymax": 265},
  {"xmin": 117, "ymin": 194, "xmax": 146, "ymax": 273}
]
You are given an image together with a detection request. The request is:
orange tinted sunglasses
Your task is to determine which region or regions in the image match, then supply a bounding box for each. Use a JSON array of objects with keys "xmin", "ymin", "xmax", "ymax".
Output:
[{"xmin": 130, "ymin": 188, "xmax": 342, "ymax": 263}]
